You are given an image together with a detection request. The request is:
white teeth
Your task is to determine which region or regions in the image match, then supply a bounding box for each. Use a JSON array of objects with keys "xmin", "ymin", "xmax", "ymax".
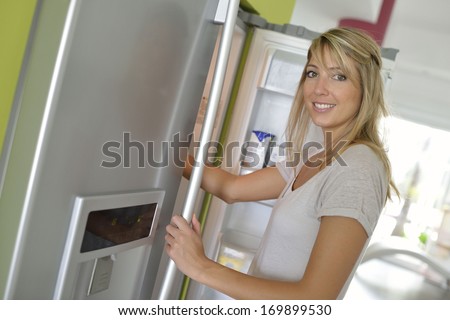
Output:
[{"xmin": 314, "ymin": 103, "xmax": 335, "ymax": 109}]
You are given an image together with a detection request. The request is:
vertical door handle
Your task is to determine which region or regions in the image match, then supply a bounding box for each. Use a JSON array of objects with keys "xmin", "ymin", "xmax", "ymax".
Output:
[{"xmin": 157, "ymin": 0, "xmax": 240, "ymax": 300}]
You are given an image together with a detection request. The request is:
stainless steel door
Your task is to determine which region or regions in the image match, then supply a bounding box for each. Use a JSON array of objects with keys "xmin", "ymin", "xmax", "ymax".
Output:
[{"xmin": 0, "ymin": 0, "xmax": 222, "ymax": 299}]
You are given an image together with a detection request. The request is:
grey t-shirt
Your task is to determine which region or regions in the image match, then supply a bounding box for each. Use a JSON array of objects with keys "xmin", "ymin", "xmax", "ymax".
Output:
[{"xmin": 248, "ymin": 144, "xmax": 388, "ymax": 299}]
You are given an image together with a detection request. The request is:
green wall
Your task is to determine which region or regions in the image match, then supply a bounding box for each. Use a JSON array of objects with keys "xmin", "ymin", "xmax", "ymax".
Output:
[
  {"xmin": 0, "ymin": 0, "xmax": 37, "ymax": 153},
  {"xmin": 244, "ymin": 0, "xmax": 296, "ymax": 24}
]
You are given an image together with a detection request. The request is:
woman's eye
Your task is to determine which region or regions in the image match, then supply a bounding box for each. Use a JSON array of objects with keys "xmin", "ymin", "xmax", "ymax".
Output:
[
  {"xmin": 306, "ymin": 70, "xmax": 317, "ymax": 78},
  {"xmin": 332, "ymin": 74, "xmax": 347, "ymax": 81}
]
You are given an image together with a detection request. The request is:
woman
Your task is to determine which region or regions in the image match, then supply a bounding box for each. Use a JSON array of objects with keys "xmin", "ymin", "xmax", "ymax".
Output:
[{"xmin": 165, "ymin": 27, "xmax": 398, "ymax": 299}]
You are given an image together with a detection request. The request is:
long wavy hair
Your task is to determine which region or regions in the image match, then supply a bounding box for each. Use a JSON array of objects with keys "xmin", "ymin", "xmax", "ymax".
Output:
[{"xmin": 286, "ymin": 27, "xmax": 398, "ymax": 200}]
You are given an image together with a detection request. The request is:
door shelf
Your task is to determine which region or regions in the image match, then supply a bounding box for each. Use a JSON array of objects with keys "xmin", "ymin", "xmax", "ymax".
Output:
[{"xmin": 215, "ymin": 229, "xmax": 261, "ymax": 274}]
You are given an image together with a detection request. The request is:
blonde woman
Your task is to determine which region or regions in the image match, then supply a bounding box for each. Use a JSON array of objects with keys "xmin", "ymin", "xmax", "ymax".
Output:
[{"xmin": 165, "ymin": 27, "xmax": 397, "ymax": 299}]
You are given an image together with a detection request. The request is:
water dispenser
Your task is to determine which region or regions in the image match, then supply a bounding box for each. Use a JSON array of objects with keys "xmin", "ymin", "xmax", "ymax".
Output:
[{"xmin": 54, "ymin": 190, "xmax": 164, "ymax": 299}]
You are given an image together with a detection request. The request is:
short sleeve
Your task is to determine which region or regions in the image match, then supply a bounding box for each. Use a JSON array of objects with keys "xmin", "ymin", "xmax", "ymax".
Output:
[{"xmin": 318, "ymin": 146, "xmax": 387, "ymax": 236}]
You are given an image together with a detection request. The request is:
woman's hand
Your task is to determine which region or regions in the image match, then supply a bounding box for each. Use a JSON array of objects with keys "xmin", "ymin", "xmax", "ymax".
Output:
[{"xmin": 165, "ymin": 214, "xmax": 210, "ymax": 280}]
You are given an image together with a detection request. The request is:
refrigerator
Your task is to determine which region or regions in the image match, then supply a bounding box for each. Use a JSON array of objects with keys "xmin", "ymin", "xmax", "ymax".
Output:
[
  {"xmin": 182, "ymin": 13, "xmax": 399, "ymax": 299},
  {"xmin": 0, "ymin": 0, "xmax": 241, "ymax": 300}
]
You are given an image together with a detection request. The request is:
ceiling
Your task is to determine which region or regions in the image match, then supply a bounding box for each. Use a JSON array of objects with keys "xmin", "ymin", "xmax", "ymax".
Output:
[{"xmin": 290, "ymin": 0, "xmax": 450, "ymax": 131}]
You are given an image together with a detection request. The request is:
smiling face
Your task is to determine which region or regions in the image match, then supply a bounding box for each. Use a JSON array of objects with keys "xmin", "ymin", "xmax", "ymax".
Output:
[{"xmin": 303, "ymin": 47, "xmax": 362, "ymax": 142}]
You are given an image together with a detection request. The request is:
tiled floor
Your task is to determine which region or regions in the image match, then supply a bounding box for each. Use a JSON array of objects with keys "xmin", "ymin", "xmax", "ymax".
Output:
[{"xmin": 345, "ymin": 259, "xmax": 450, "ymax": 300}]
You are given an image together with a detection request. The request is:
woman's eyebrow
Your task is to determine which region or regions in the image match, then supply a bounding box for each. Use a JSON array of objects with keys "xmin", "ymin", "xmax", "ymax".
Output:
[{"xmin": 306, "ymin": 63, "xmax": 343, "ymax": 72}]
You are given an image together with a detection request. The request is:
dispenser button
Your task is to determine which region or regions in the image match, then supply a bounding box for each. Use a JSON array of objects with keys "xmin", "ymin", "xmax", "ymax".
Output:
[{"xmin": 87, "ymin": 256, "xmax": 114, "ymax": 296}]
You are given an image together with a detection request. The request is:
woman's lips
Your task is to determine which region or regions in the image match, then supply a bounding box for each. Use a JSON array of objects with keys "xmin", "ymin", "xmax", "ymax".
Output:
[{"xmin": 313, "ymin": 102, "xmax": 336, "ymax": 112}]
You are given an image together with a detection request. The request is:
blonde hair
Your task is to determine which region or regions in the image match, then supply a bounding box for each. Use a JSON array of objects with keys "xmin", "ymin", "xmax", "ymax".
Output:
[{"xmin": 286, "ymin": 27, "xmax": 398, "ymax": 200}]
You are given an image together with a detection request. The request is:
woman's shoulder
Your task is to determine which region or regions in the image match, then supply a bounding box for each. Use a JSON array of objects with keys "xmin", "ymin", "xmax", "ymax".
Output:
[
  {"xmin": 336, "ymin": 143, "xmax": 385, "ymax": 172},
  {"xmin": 340, "ymin": 143, "xmax": 381, "ymax": 161}
]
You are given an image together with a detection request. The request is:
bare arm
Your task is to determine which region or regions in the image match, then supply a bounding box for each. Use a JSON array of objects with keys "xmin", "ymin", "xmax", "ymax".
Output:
[
  {"xmin": 166, "ymin": 214, "xmax": 368, "ymax": 299},
  {"xmin": 183, "ymin": 155, "xmax": 286, "ymax": 203}
]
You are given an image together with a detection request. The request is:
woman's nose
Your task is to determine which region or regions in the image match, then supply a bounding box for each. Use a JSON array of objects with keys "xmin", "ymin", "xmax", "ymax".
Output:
[{"xmin": 314, "ymin": 77, "xmax": 329, "ymax": 95}]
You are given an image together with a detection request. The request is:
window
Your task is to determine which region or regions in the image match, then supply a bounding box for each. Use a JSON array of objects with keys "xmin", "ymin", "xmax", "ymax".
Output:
[{"xmin": 378, "ymin": 116, "xmax": 450, "ymax": 253}]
